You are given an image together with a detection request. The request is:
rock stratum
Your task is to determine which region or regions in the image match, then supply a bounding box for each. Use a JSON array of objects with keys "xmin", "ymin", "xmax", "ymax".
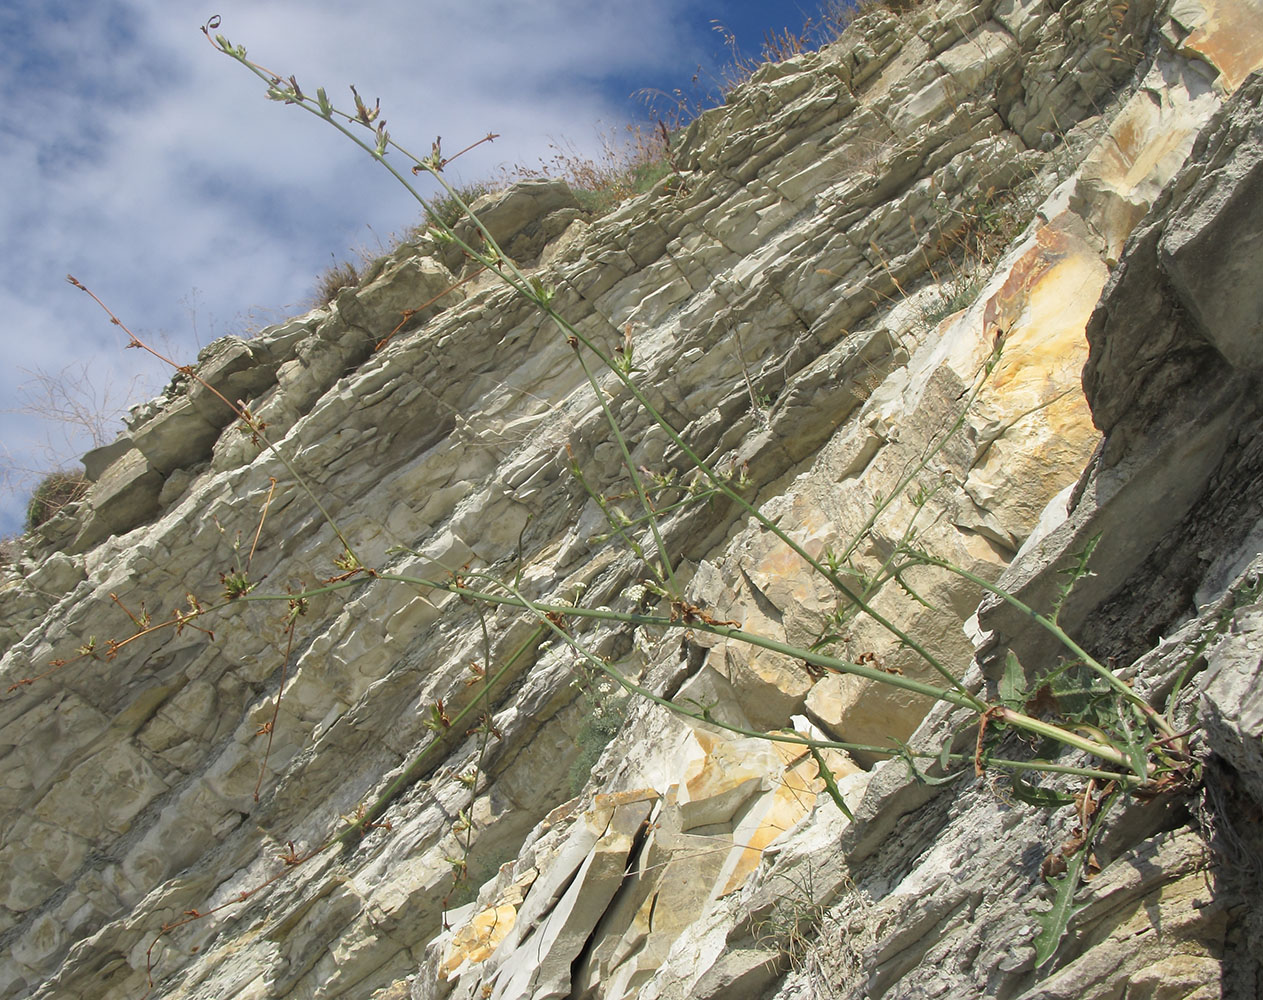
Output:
[{"xmin": 3, "ymin": 0, "xmax": 1263, "ymax": 997}]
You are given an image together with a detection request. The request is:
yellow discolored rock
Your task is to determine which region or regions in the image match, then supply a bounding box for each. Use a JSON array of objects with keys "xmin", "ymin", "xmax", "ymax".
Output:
[
  {"xmin": 440, "ymin": 904, "xmax": 517, "ymax": 979},
  {"xmin": 1179, "ymin": 0, "xmax": 1263, "ymax": 92}
]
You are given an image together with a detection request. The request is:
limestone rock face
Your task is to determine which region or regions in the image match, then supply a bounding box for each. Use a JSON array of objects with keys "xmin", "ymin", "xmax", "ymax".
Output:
[
  {"xmin": 2, "ymin": 2, "xmax": 1262, "ymax": 999},
  {"xmin": 448, "ymin": 178, "xmax": 582, "ymax": 270}
]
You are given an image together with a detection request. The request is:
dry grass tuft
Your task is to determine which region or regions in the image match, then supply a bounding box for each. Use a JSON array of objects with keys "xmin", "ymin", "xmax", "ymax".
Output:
[{"xmin": 25, "ymin": 469, "xmax": 89, "ymax": 531}]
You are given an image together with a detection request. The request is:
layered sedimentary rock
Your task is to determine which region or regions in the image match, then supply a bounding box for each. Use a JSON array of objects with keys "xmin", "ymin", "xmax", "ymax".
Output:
[{"xmin": 2, "ymin": 0, "xmax": 1261, "ymax": 998}]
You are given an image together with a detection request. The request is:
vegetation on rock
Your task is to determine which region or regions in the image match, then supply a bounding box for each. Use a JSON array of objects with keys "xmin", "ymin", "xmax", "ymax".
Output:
[
  {"xmin": 5, "ymin": 1, "xmax": 1259, "ymax": 997},
  {"xmin": 23, "ymin": 469, "xmax": 88, "ymax": 531}
]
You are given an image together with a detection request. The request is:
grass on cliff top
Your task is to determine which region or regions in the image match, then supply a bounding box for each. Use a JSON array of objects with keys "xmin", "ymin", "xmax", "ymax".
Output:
[
  {"xmin": 25, "ymin": 470, "xmax": 89, "ymax": 532},
  {"xmin": 310, "ymin": 0, "xmax": 870, "ymax": 306}
]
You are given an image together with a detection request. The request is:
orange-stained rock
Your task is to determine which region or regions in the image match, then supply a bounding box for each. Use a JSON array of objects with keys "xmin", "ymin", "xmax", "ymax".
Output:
[
  {"xmin": 440, "ymin": 904, "xmax": 517, "ymax": 979},
  {"xmin": 677, "ymin": 730, "xmax": 778, "ymax": 831},
  {"xmin": 717, "ymin": 741, "xmax": 860, "ymax": 896},
  {"xmin": 1178, "ymin": 0, "xmax": 1263, "ymax": 92}
]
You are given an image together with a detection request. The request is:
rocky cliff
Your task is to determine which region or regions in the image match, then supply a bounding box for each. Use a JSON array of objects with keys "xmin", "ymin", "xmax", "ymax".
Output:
[{"xmin": 2, "ymin": 0, "xmax": 1262, "ymax": 997}]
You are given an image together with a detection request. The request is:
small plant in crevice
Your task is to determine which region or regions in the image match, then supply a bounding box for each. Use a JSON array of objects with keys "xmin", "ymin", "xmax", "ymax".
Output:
[
  {"xmin": 640, "ymin": 5, "xmax": 856, "ymax": 133},
  {"xmin": 415, "ymin": 180, "xmax": 494, "ymax": 235},
  {"xmin": 503, "ymin": 125, "xmax": 676, "ymax": 219},
  {"xmin": 752, "ymin": 868, "xmax": 833, "ymax": 972},
  {"xmin": 567, "ymin": 663, "xmax": 632, "ymax": 796},
  {"xmin": 790, "ymin": 873, "xmax": 877, "ymax": 990},
  {"xmin": 2, "ymin": 361, "xmax": 145, "ymax": 518},
  {"xmin": 919, "ymin": 185, "xmax": 1035, "ymax": 320},
  {"xmin": 24, "ymin": 468, "xmax": 89, "ymax": 531},
  {"xmin": 313, "ymin": 256, "xmax": 360, "ymax": 306}
]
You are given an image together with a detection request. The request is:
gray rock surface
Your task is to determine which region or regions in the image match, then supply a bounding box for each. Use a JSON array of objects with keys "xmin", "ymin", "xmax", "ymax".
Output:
[{"xmin": 2, "ymin": 2, "xmax": 1262, "ymax": 999}]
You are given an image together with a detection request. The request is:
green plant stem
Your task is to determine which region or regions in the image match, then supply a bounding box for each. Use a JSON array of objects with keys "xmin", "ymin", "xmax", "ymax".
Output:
[
  {"xmin": 207, "ymin": 35, "xmax": 971, "ymax": 705},
  {"xmin": 1162, "ymin": 573, "xmax": 1262, "ymax": 731},
  {"xmin": 430, "ymin": 570, "xmax": 980, "ymax": 708},
  {"xmin": 908, "ymin": 552, "xmax": 1177, "ymax": 740},
  {"xmin": 232, "ymin": 568, "xmax": 1138, "ymax": 787},
  {"xmin": 469, "ymin": 573, "xmax": 1139, "ymax": 783},
  {"xmin": 994, "ymin": 706, "xmax": 1137, "ymax": 775},
  {"xmin": 334, "ymin": 622, "xmax": 547, "ymax": 842},
  {"xmin": 176, "ymin": 570, "xmax": 1137, "ymax": 789},
  {"xmin": 245, "ymin": 567, "xmax": 1157, "ymax": 774},
  {"xmin": 570, "ymin": 343, "xmax": 679, "ymax": 593}
]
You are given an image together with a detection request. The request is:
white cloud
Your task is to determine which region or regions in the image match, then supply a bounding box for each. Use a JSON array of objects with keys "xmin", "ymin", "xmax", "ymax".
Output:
[{"xmin": 0, "ymin": 0, "xmax": 748, "ymax": 535}]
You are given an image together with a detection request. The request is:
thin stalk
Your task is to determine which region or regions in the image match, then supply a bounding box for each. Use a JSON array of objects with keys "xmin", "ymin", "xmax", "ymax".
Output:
[
  {"xmin": 857, "ymin": 484, "xmax": 941, "ymax": 607},
  {"xmin": 206, "ymin": 34, "xmax": 970, "ymax": 702},
  {"xmin": 205, "ymin": 33, "xmax": 538, "ymax": 307},
  {"xmin": 334, "ymin": 622, "xmax": 546, "ymax": 841},
  {"xmin": 493, "ymin": 573, "xmax": 959, "ymax": 749},
  {"xmin": 431, "ymin": 569, "xmax": 981, "ymax": 708},
  {"xmin": 565, "ymin": 451, "xmax": 652, "ymax": 565},
  {"xmin": 909, "ymin": 551, "xmax": 1177, "ymax": 740},
  {"xmin": 485, "ymin": 574, "xmax": 1140, "ymax": 785},
  {"xmin": 598, "ymin": 484, "xmax": 725, "ymax": 531},
  {"xmin": 570, "ymin": 342, "xmax": 679, "ymax": 594},
  {"xmin": 67, "ymin": 277, "xmax": 361, "ymax": 566},
  {"xmin": 226, "ymin": 575, "xmax": 1134, "ymax": 783}
]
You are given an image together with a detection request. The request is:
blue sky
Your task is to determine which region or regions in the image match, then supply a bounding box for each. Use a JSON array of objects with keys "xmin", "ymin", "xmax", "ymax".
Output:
[{"xmin": 0, "ymin": 1, "xmax": 842, "ymax": 538}]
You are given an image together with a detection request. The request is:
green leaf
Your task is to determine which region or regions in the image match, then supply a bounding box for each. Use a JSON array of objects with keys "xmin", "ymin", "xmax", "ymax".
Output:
[
  {"xmin": 1117, "ymin": 706, "xmax": 1151, "ymax": 779},
  {"xmin": 999, "ymin": 651, "xmax": 1025, "ymax": 708},
  {"xmin": 1009, "ymin": 771, "xmax": 1076, "ymax": 808},
  {"xmin": 1051, "ymin": 534, "xmax": 1099, "ymax": 624},
  {"xmin": 810, "ymin": 745, "xmax": 854, "ymax": 821},
  {"xmin": 1033, "ymin": 786, "xmax": 1117, "ymax": 968},
  {"xmin": 1033, "ymin": 860, "xmax": 1089, "ymax": 968},
  {"xmin": 528, "ymin": 276, "xmax": 555, "ymax": 304}
]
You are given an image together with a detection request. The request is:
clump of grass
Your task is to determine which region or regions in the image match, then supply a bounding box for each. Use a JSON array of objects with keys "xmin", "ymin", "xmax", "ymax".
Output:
[
  {"xmin": 313, "ymin": 257, "xmax": 360, "ymax": 306},
  {"xmin": 25, "ymin": 469, "xmax": 89, "ymax": 531},
  {"xmin": 503, "ymin": 125, "xmax": 675, "ymax": 218},
  {"xmin": 637, "ymin": 4, "xmax": 858, "ymax": 130},
  {"xmin": 919, "ymin": 274, "xmax": 986, "ymax": 327},
  {"xmin": 415, "ymin": 181, "xmax": 495, "ymax": 235}
]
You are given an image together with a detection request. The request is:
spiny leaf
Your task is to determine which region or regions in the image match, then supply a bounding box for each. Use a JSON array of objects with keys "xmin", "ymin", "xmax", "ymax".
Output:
[
  {"xmin": 999, "ymin": 651, "xmax": 1025, "ymax": 708},
  {"xmin": 1051, "ymin": 534, "xmax": 1100, "ymax": 624},
  {"xmin": 1116, "ymin": 705, "xmax": 1151, "ymax": 779},
  {"xmin": 1033, "ymin": 857, "xmax": 1089, "ymax": 968},
  {"xmin": 1033, "ymin": 785, "xmax": 1116, "ymax": 968}
]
